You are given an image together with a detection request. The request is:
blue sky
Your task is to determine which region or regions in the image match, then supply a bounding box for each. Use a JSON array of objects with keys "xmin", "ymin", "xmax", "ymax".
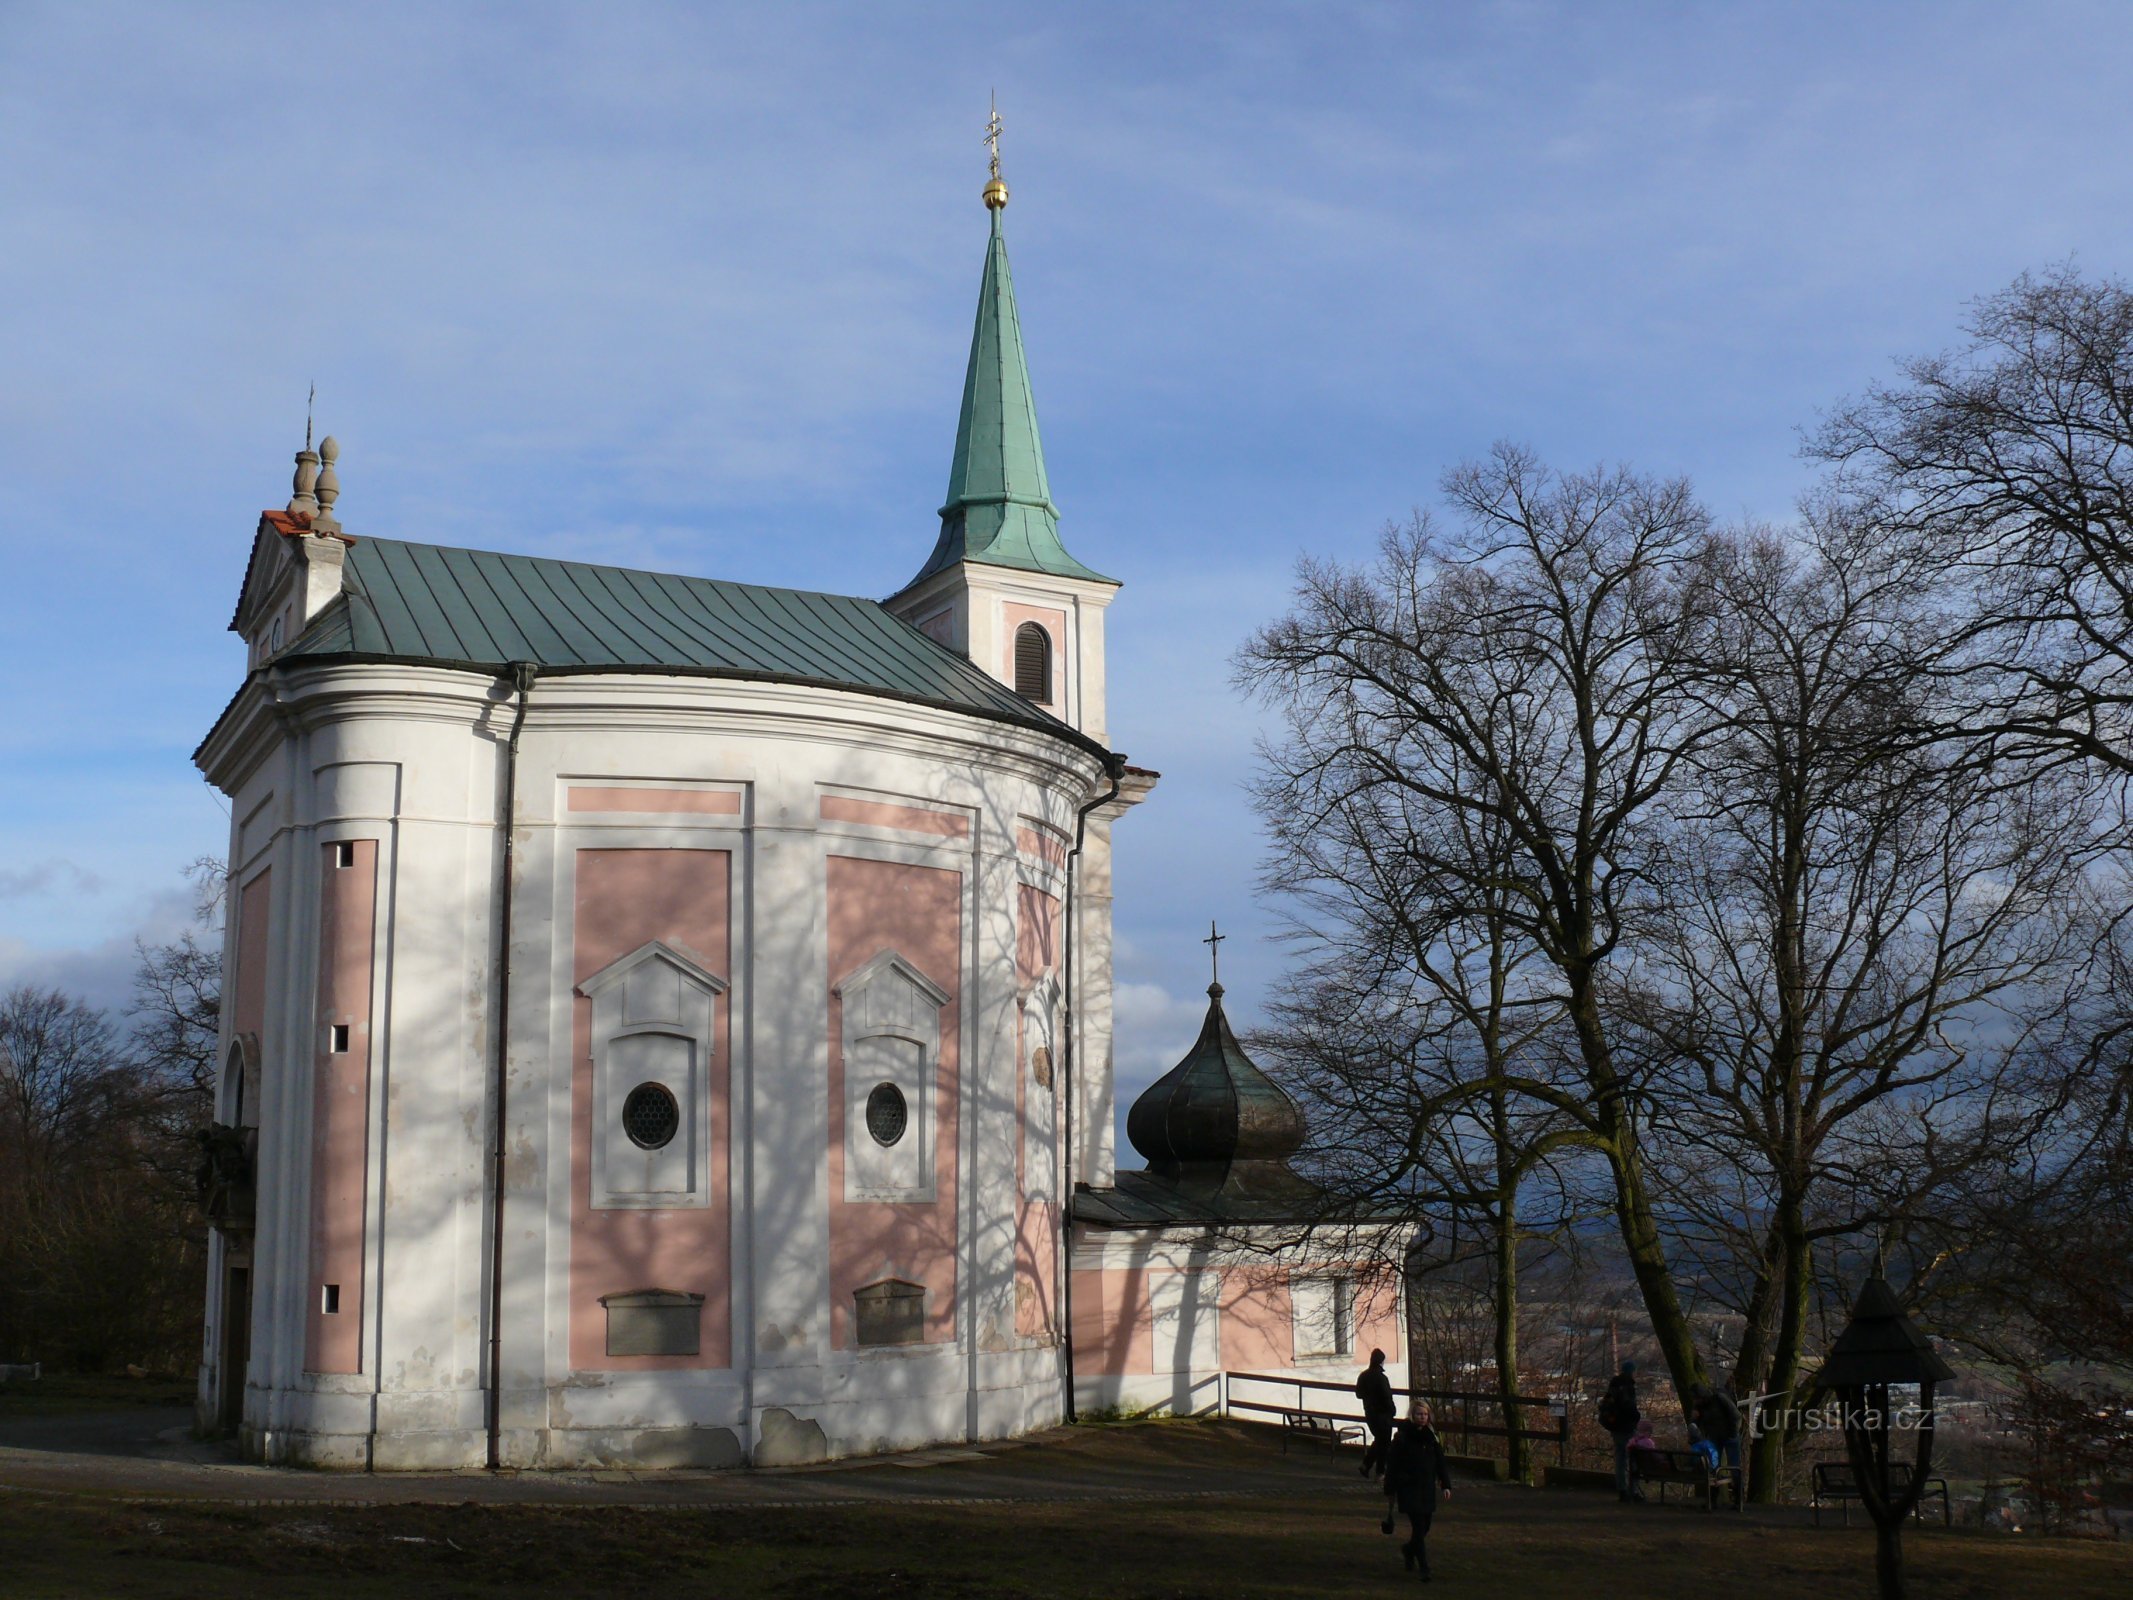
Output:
[{"xmin": 4, "ymin": 1, "xmax": 2131, "ymax": 1134}]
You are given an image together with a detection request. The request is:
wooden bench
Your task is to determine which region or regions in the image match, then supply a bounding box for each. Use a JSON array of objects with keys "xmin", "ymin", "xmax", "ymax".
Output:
[
  {"xmin": 1630, "ymin": 1446, "xmax": 1742, "ymax": 1510},
  {"xmin": 1280, "ymin": 1409, "xmax": 1365, "ymax": 1455},
  {"xmin": 1810, "ymin": 1460, "xmax": 1951, "ymax": 1527}
]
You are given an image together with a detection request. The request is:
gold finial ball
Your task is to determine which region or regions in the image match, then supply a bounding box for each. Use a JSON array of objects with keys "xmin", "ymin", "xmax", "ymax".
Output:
[{"xmin": 982, "ymin": 177, "xmax": 1009, "ymax": 210}]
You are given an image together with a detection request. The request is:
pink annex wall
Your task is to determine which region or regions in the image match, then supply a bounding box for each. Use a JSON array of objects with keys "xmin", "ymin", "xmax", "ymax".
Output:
[
  {"xmin": 1071, "ymin": 1265, "xmax": 1401, "ymax": 1377},
  {"xmin": 826, "ymin": 854, "xmax": 961, "ymax": 1349},
  {"xmin": 1014, "ymin": 883, "xmax": 1060, "ymax": 1339},
  {"xmin": 307, "ymin": 841, "xmax": 377, "ymax": 1373},
  {"xmin": 569, "ymin": 849, "xmax": 732, "ymax": 1370}
]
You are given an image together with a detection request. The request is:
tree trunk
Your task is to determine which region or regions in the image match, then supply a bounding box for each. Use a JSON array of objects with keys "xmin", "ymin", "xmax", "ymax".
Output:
[
  {"xmin": 1492, "ymin": 1180, "xmax": 1529, "ymax": 1482},
  {"xmin": 1568, "ymin": 980, "xmax": 1706, "ymax": 1405},
  {"xmin": 1874, "ymin": 1519, "xmax": 1906, "ymax": 1600},
  {"xmin": 1748, "ymin": 1208, "xmax": 1811, "ymax": 1503}
]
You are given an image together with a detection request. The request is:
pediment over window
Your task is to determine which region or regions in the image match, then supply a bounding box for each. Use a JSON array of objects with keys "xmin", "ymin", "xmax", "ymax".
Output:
[
  {"xmin": 577, "ymin": 939, "xmax": 729, "ymax": 1011},
  {"xmin": 834, "ymin": 950, "xmax": 950, "ymax": 1041}
]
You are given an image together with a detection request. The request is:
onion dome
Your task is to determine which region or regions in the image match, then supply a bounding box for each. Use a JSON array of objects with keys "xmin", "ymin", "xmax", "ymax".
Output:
[{"xmin": 1127, "ymin": 981, "xmax": 1306, "ymax": 1176}]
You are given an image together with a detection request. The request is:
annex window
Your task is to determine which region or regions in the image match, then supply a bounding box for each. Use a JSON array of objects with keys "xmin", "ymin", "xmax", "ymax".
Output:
[
  {"xmin": 1013, "ymin": 622, "xmax": 1052, "ymax": 703},
  {"xmin": 1292, "ymin": 1274, "xmax": 1356, "ymax": 1360},
  {"xmin": 577, "ymin": 941, "xmax": 727, "ymax": 1210},
  {"xmin": 854, "ymin": 1279, "xmax": 925, "ymax": 1347}
]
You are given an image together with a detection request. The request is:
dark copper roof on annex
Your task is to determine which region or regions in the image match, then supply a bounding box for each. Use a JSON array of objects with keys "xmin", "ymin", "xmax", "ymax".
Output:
[
  {"xmin": 1127, "ymin": 981, "xmax": 1306, "ymax": 1173},
  {"xmin": 1074, "ymin": 980, "xmax": 1332, "ymax": 1228}
]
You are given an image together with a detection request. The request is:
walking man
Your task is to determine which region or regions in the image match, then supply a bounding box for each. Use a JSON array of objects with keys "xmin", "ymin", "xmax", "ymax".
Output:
[
  {"xmin": 1355, "ymin": 1347, "xmax": 1397, "ymax": 1479},
  {"xmin": 1599, "ymin": 1359, "xmax": 1641, "ymax": 1503},
  {"xmin": 1381, "ymin": 1402, "xmax": 1454, "ymax": 1580}
]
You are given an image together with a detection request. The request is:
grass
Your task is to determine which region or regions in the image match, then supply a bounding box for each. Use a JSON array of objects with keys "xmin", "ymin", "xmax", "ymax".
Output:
[{"xmin": 0, "ymin": 1420, "xmax": 2126, "ymax": 1598}]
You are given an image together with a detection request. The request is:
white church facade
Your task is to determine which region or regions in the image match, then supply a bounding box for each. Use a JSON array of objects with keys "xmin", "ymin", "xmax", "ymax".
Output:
[{"xmin": 194, "ymin": 165, "xmax": 1404, "ymax": 1470}]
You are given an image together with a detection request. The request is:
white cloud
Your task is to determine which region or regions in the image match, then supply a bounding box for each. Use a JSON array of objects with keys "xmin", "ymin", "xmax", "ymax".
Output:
[{"xmin": 0, "ymin": 860, "xmax": 103, "ymax": 900}]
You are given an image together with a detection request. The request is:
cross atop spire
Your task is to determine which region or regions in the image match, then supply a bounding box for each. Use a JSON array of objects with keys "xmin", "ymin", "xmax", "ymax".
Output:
[
  {"xmin": 982, "ymin": 93, "xmax": 1009, "ymax": 211},
  {"xmin": 1203, "ymin": 920, "xmax": 1226, "ymax": 991}
]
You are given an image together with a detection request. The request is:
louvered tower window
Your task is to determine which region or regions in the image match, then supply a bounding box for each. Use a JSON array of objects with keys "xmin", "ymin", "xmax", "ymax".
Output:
[{"xmin": 1013, "ymin": 623, "xmax": 1052, "ymax": 703}]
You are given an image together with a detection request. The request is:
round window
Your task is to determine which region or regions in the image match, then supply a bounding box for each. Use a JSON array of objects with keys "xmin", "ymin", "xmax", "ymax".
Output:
[
  {"xmin": 865, "ymin": 1082, "xmax": 908, "ymax": 1147},
  {"xmin": 622, "ymin": 1082, "xmax": 680, "ymax": 1150}
]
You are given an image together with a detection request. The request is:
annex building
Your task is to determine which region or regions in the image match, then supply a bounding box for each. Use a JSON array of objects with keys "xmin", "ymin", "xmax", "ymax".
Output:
[{"xmin": 193, "ymin": 163, "xmax": 1405, "ymax": 1469}]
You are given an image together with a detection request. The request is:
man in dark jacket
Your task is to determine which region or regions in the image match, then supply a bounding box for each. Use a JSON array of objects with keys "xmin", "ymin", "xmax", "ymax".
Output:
[
  {"xmin": 1355, "ymin": 1348, "xmax": 1397, "ymax": 1479},
  {"xmin": 1598, "ymin": 1360, "xmax": 1640, "ymax": 1503},
  {"xmin": 1380, "ymin": 1403, "xmax": 1454, "ymax": 1580}
]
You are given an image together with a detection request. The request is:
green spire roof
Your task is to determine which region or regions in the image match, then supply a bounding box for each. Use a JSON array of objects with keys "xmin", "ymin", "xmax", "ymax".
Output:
[{"xmin": 901, "ymin": 209, "xmax": 1115, "ymax": 590}]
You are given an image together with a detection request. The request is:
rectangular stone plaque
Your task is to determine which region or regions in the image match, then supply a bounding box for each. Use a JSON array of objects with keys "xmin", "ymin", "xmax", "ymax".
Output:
[
  {"xmin": 854, "ymin": 1280, "xmax": 925, "ymax": 1347},
  {"xmin": 601, "ymin": 1289, "xmax": 704, "ymax": 1357}
]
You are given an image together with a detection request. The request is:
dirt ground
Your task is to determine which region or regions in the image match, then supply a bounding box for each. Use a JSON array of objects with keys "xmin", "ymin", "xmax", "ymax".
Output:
[{"xmin": 1, "ymin": 1409, "xmax": 2128, "ymax": 1599}]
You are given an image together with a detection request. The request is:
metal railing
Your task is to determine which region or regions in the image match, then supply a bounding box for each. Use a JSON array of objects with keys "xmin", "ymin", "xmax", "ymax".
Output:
[{"xmin": 1221, "ymin": 1370, "xmax": 1573, "ymax": 1464}]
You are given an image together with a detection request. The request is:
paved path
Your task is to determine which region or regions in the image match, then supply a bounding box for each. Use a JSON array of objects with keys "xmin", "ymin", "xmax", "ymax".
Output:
[{"xmin": 0, "ymin": 1407, "xmax": 1384, "ymax": 1511}]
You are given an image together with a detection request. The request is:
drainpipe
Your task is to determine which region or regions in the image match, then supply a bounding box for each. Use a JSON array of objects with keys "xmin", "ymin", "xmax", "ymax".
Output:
[
  {"xmin": 1058, "ymin": 753, "xmax": 1123, "ymax": 1425},
  {"xmin": 485, "ymin": 663, "xmax": 537, "ymax": 1470}
]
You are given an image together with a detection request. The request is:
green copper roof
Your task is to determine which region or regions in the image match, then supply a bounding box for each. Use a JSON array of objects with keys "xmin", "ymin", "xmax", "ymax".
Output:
[
  {"xmin": 225, "ymin": 535, "xmax": 1107, "ymax": 760},
  {"xmin": 901, "ymin": 210, "xmax": 1115, "ymax": 591}
]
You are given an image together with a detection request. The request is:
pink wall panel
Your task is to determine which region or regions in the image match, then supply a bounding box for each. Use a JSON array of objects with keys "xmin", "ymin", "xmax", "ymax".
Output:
[
  {"xmin": 826, "ymin": 855, "xmax": 961, "ymax": 1349},
  {"xmin": 1070, "ymin": 1264, "xmax": 1152, "ymax": 1376},
  {"xmin": 1218, "ymin": 1267, "xmax": 1295, "ymax": 1371},
  {"xmin": 819, "ymin": 795, "xmax": 971, "ymax": 839},
  {"xmin": 307, "ymin": 842, "xmax": 376, "ymax": 1373},
  {"xmin": 569, "ymin": 849, "xmax": 733, "ymax": 1370},
  {"xmin": 1014, "ymin": 884, "xmax": 1061, "ymax": 1339},
  {"xmin": 565, "ymin": 786, "xmax": 742, "ymax": 815}
]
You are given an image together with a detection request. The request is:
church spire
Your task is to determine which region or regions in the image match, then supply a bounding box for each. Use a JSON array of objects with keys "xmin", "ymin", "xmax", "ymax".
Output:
[{"xmin": 898, "ymin": 114, "xmax": 1114, "ymax": 592}]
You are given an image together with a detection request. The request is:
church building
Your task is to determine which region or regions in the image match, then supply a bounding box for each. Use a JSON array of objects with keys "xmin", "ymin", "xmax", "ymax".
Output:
[{"xmin": 194, "ymin": 154, "xmax": 1404, "ymax": 1469}]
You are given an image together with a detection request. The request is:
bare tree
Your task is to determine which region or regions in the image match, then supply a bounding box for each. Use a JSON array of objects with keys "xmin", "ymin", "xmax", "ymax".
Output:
[
  {"xmin": 1260, "ymin": 829, "xmax": 1587, "ymax": 1479},
  {"xmin": 1621, "ymin": 509, "xmax": 2092, "ymax": 1497},
  {"xmin": 0, "ymin": 861, "xmax": 224, "ymax": 1371},
  {"xmin": 1241, "ymin": 444, "xmax": 1728, "ymax": 1407}
]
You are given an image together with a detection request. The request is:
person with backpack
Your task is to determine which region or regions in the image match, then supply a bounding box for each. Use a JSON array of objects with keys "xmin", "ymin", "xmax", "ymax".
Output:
[
  {"xmin": 1379, "ymin": 1402, "xmax": 1454, "ymax": 1580},
  {"xmin": 1354, "ymin": 1347, "xmax": 1397, "ymax": 1479},
  {"xmin": 1598, "ymin": 1359, "xmax": 1641, "ymax": 1503}
]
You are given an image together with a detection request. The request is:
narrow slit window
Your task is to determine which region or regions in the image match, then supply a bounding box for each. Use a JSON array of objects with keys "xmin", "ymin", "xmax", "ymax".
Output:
[
  {"xmin": 321, "ymin": 1283, "xmax": 340, "ymax": 1315},
  {"xmin": 1013, "ymin": 623, "xmax": 1052, "ymax": 703},
  {"xmin": 330, "ymin": 1023, "xmax": 350, "ymax": 1054},
  {"xmin": 333, "ymin": 841, "xmax": 356, "ymax": 869}
]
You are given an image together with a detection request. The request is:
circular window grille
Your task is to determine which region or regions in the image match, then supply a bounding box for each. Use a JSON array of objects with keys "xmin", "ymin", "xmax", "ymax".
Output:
[
  {"xmin": 622, "ymin": 1082, "xmax": 680, "ymax": 1150},
  {"xmin": 865, "ymin": 1082, "xmax": 908, "ymax": 1147}
]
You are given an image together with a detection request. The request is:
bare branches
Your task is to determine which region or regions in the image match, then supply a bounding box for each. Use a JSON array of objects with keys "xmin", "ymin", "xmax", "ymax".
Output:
[{"xmin": 1812, "ymin": 265, "xmax": 2133, "ymax": 779}]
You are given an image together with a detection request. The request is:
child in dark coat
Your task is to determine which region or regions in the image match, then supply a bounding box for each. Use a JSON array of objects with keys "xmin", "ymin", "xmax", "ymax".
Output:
[{"xmin": 1380, "ymin": 1404, "xmax": 1454, "ymax": 1580}]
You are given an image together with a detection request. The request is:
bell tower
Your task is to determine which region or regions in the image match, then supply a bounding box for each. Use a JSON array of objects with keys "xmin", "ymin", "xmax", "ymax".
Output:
[{"xmin": 885, "ymin": 114, "xmax": 1119, "ymax": 743}]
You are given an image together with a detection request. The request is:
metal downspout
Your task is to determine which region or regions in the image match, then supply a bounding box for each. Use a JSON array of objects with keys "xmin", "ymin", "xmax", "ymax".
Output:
[
  {"xmin": 1058, "ymin": 755, "xmax": 1122, "ymax": 1425},
  {"xmin": 485, "ymin": 663, "xmax": 537, "ymax": 1471}
]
